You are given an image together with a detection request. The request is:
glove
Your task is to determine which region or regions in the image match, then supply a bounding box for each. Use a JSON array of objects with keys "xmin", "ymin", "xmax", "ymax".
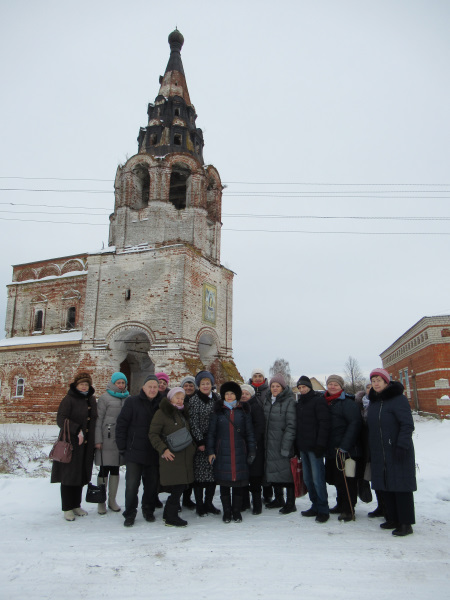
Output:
[
  {"xmin": 313, "ymin": 446, "xmax": 325, "ymax": 458},
  {"xmin": 247, "ymin": 453, "xmax": 256, "ymax": 465},
  {"xmin": 395, "ymin": 446, "xmax": 408, "ymax": 462}
]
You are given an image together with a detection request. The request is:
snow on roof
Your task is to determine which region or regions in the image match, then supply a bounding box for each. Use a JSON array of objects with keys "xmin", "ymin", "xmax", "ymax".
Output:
[
  {"xmin": 10, "ymin": 270, "xmax": 87, "ymax": 286},
  {"xmin": 0, "ymin": 331, "xmax": 82, "ymax": 348}
]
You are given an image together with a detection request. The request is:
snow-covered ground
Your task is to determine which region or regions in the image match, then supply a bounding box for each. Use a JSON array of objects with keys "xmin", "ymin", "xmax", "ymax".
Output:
[{"xmin": 1, "ymin": 416, "xmax": 449, "ymax": 600}]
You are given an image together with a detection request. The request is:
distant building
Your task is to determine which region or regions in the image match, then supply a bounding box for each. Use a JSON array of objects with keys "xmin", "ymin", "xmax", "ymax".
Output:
[
  {"xmin": 0, "ymin": 30, "xmax": 241, "ymax": 422},
  {"xmin": 380, "ymin": 315, "xmax": 450, "ymax": 416}
]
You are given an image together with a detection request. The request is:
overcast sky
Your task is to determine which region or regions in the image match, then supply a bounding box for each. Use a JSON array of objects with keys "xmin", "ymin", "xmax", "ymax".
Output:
[{"xmin": 1, "ymin": 0, "xmax": 449, "ymax": 383}]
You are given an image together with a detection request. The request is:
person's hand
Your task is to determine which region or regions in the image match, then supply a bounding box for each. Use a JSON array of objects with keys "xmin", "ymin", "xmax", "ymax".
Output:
[
  {"xmin": 208, "ymin": 454, "xmax": 216, "ymax": 465},
  {"xmin": 78, "ymin": 431, "xmax": 84, "ymax": 446},
  {"xmin": 162, "ymin": 449, "xmax": 175, "ymax": 461},
  {"xmin": 198, "ymin": 445, "xmax": 206, "ymax": 452},
  {"xmin": 95, "ymin": 443, "xmax": 102, "ymax": 450}
]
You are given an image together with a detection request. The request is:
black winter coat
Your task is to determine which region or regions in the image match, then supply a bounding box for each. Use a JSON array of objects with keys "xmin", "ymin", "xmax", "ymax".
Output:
[
  {"xmin": 326, "ymin": 392, "xmax": 362, "ymax": 459},
  {"xmin": 295, "ymin": 390, "xmax": 330, "ymax": 453},
  {"xmin": 115, "ymin": 389, "xmax": 161, "ymax": 466},
  {"xmin": 367, "ymin": 381, "xmax": 417, "ymax": 492},
  {"xmin": 247, "ymin": 395, "xmax": 266, "ymax": 477},
  {"xmin": 263, "ymin": 387, "xmax": 297, "ymax": 483},
  {"xmin": 50, "ymin": 384, "xmax": 97, "ymax": 486},
  {"xmin": 249, "ymin": 378, "xmax": 269, "ymax": 409},
  {"xmin": 206, "ymin": 400, "xmax": 256, "ymax": 484}
]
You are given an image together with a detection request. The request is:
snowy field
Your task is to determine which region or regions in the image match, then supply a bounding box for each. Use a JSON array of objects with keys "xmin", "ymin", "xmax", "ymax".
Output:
[{"xmin": 1, "ymin": 416, "xmax": 449, "ymax": 600}]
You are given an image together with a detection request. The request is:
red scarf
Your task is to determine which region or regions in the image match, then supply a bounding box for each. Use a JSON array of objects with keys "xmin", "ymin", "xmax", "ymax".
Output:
[
  {"xmin": 252, "ymin": 380, "xmax": 265, "ymax": 388},
  {"xmin": 324, "ymin": 390, "xmax": 342, "ymax": 405}
]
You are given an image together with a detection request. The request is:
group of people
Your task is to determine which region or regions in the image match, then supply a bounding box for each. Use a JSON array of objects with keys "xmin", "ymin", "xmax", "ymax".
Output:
[{"xmin": 51, "ymin": 365, "xmax": 417, "ymax": 537}]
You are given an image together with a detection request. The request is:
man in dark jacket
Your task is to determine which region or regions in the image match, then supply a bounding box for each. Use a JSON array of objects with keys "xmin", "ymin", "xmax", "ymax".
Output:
[
  {"xmin": 116, "ymin": 375, "xmax": 162, "ymax": 527},
  {"xmin": 295, "ymin": 376, "xmax": 330, "ymax": 523}
]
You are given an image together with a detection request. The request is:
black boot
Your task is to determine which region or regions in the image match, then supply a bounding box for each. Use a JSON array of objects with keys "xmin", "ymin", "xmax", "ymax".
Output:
[
  {"xmin": 164, "ymin": 496, "xmax": 188, "ymax": 527},
  {"xmin": 263, "ymin": 485, "xmax": 273, "ymax": 503},
  {"xmin": 204, "ymin": 483, "xmax": 221, "ymax": 515},
  {"xmin": 232, "ymin": 493, "xmax": 243, "ymax": 523},
  {"xmin": 279, "ymin": 487, "xmax": 297, "ymax": 514},
  {"xmin": 265, "ymin": 485, "xmax": 285, "ymax": 509},
  {"xmin": 392, "ymin": 524, "xmax": 413, "ymax": 537},
  {"xmin": 252, "ymin": 493, "xmax": 262, "ymax": 515},
  {"xmin": 221, "ymin": 494, "xmax": 232, "ymax": 523},
  {"xmin": 194, "ymin": 485, "xmax": 206, "ymax": 517},
  {"xmin": 241, "ymin": 487, "xmax": 250, "ymax": 512},
  {"xmin": 182, "ymin": 486, "xmax": 196, "ymax": 510}
]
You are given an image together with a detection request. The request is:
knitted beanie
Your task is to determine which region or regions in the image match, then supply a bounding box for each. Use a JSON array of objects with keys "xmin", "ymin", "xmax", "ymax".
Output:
[
  {"xmin": 251, "ymin": 367, "xmax": 266, "ymax": 378},
  {"xmin": 144, "ymin": 374, "xmax": 159, "ymax": 385},
  {"xmin": 167, "ymin": 387, "xmax": 186, "ymax": 401},
  {"xmin": 269, "ymin": 373, "xmax": 287, "ymax": 389},
  {"xmin": 195, "ymin": 370, "xmax": 215, "ymax": 387},
  {"xmin": 111, "ymin": 371, "xmax": 128, "ymax": 385},
  {"xmin": 326, "ymin": 374, "xmax": 345, "ymax": 389},
  {"xmin": 369, "ymin": 368, "xmax": 391, "ymax": 384},
  {"xmin": 155, "ymin": 372, "xmax": 169, "ymax": 383},
  {"xmin": 240, "ymin": 383, "xmax": 255, "ymax": 396},
  {"xmin": 180, "ymin": 375, "xmax": 196, "ymax": 388},
  {"xmin": 296, "ymin": 375, "xmax": 312, "ymax": 390}
]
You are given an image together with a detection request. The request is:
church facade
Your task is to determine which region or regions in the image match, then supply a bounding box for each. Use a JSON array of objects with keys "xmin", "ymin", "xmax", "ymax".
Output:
[{"xmin": 0, "ymin": 30, "xmax": 240, "ymax": 422}]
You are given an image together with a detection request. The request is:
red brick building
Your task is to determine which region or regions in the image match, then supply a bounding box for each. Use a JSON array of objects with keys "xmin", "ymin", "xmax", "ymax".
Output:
[
  {"xmin": 0, "ymin": 30, "xmax": 240, "ymax": 423},
  {"xmin": 380, "ymin": 315, "xmax": 450, "ymax": 417}
]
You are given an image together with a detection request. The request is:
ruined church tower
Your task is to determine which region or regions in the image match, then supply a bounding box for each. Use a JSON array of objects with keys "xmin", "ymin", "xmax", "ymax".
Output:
[{"xmin": 0, "ymin": 31, "xmax": 239, "ymax": 420}]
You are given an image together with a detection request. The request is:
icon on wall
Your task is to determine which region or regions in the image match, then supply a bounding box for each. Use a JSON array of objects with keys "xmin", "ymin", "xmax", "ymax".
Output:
[{"xmin": 202, "ymin": 283, "xmax": 217, "ymax": 325}]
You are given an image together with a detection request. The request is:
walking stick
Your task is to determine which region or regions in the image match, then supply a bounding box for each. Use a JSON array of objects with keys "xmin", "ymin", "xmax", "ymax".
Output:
[{"xmin": 337, "ymin": 449, "xmax": 355, "ymax": 521}]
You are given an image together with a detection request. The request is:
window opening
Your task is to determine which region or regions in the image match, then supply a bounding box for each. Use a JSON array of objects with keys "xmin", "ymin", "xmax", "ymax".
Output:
[
  {"xmin": 66, "ymin": 307, "xmax": 76, "ymax": 329},
  {"xmin": 169, "ymin": 167, "xmax": 189, "ymax": 210},
  {"xmin": 174, "ymin": 134, "xmax": 182, "ymax": 146},
  {"xmin": 34, "ymin": 310, "xmax": 43, "ymax": 332},
  {"xmin": 16, "ymin": 378, "xmax": 25, "ymax": 397}
]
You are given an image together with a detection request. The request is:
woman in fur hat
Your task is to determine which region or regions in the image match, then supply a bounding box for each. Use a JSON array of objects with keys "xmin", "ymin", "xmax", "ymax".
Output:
[
  {"xmin": 207, "ymin": 382, "xmax": 256, "ymax": 523},
  {"xmin": 51, "ymin": 372, "xmax": 97, "ymax": 522}
]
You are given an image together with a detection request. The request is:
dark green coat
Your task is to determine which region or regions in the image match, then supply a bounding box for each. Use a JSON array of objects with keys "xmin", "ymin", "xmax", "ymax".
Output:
[
  {"xmin": 263, "ymin": 387, "xmax": 297, "ymax": 483},
  {"xmin": 149, "ymin": 397, "xmax": 195, "ymax": 487},
  {"xmin": 50, "ymin": 384, "xmax": 97, "ymax": 486}
]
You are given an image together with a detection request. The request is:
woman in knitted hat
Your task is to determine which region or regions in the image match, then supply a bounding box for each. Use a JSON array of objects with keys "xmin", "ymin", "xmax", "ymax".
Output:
[
  {"xmin": 156, "ymin": 372, "xmax": 170, "ymax": 398},
  {"xmin": 149, "ymin": 387, "xmax": 196, "ymax": 527},
  {"xmin": 206, "ymin": 382, "xmax": 256, "ymax": 523},
  {"xmin": 263, "ymin": 374, "xmax": 297, "ymax": 514},
  {"xmin": 188, "ymin": 370, "xmax": 221, "ymax": 516},
  {"xmin": 324, "ymin": 374, "xmax": 362, "ymax": 522},
  {"xmin": 367, "ymin": 368, "xmax": 416, "ymax": 537},
  {"xmin": 179, "ymin": 375, "xmax": 197, "ymax": 509},
  {"xmin": 51, "ymin": 372, "xmax": 97, "ymax": 522},
  {"xmin": 240, "ymin": 384, "xmax": 266, "ymax": 514},
  {"xmin": 94, "ymin": 372, "xmax": 130, "ymax": 514}
]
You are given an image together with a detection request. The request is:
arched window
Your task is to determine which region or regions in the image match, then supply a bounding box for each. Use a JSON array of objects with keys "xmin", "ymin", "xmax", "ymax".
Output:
[
  {"xmin": 16, "ymin": 378, "xmax": 25, "ymax": 397},
  {"xmin": 66, "ymin": 307, "xmax": 76, "ymax": 329},
  {"xmin": 34, "ymin": 310, "xmax": 43, "ymax": 332}
]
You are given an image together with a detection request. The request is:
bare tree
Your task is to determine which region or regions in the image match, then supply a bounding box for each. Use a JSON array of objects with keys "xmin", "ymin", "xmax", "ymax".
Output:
[
  {"xmin": 269, "ymin": 358, "xmax": 292, "ymax": 387},
  {"xmin": 343, "ymin": 356, "xmax": 365, "ymax": 395}
]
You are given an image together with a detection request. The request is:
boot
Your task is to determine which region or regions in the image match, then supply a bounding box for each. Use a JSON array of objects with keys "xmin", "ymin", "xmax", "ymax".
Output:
[
  {"xmin": 194, "ymin": 485, "xmax": 206, "ymax": 517},
  {"xmin": 241, "ymin": 487, "xmax": 250, "ymax": 512},
  {"xmin": 164, "ymin": 496, "xmax": 188, "ymax": 527},
  {"xmin": 221, "ymin": 494, "xmax": 232, "ymax": 523},
  {"xmin": 108, "ymin": 475, "xmax": 121, "ymax": 512},
  {"xmin": 204, "ymin": 483, "xmax": 221, "ymax": 515},
  {"xmin": 182, "ymin": 486, "xmax": 196, "ymax": 510},
  {"xmin": 263, "ymin": 485, "xmax": 273, "ymax": 503},
  {"xmin": 232, "ymin": 493, "xmax": 243, "ymax": 523},
  {"xmin": 279, "ymin": 487, "xmax": 297, "ymax": 514},
  {"xmin": 73, "ymin": 507, "xmax": 88, "ymax": 516},
  {"xmin": 392, "ymin": 524, "xmax": 413, "ymax": 537},
  {"xmin": 265, "ymin": 485, "xmax": 285, "ymax": 509},
  {"xmin": 97, "ymin": 476, "xmax": 107, "ymax": 514},
  {"xmin": 64, "ymin": 510, "xmax": 75, "ymax": 521},
  {"xmin": 251, "ymin": 493, "xmax": 262, "ymax": 515}
]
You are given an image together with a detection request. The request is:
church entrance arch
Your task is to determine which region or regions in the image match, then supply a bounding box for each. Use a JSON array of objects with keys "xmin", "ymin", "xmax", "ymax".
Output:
[{"xmin": 108, "ymin": 325, "xmax": 154, "ymax": 395}]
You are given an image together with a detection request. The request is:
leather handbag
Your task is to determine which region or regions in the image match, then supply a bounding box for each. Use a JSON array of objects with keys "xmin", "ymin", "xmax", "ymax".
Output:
[
  {"xmin": 290, "ymin": 456, "xmax": 308, "ymax": 498},
  {"xmin": 85, "ymin": 450, "xmax": 107, "ymax": 503},
  {"xmin": 49, "ymin": 419, "xmax": 73, "ymax": 463},
  {"xmin": 165, "ymin": 415, "xmax": 193, "ymax": 453}
]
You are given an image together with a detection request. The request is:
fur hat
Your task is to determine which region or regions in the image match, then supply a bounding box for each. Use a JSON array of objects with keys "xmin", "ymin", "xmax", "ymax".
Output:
[
  {"xmin": 296, "ymin": 375, "xmax": 312, "ymax": 390},
  {"xmin": 155, "ymin": 372, "xmax": 169, "ymax": 383},
  {"xmin": 144, "ymin": 374, "xmax": 159, "ymax": 385},
  {"xmin": 240, "ymin": 383, "xmax": 255, "ymax": 396},
  {"xmin": 269, "ymin": 373, "xmax": 287, "ymax": 389},
  {"xmin": 369, "ymin": 368, "xmax": 391, "ymax": 384},
  {"xmin": 111, "ymin": 371, "xmax": 127, "ymax": 385},
  {"xmin": 167, "ymin": 387, "xmax": 186, "ymax": 401},
  {"xmin": 195, "ymin": 370, "xmax": 215, "ymax": 387},
  {"xmin": 180, "ymin": 375, "xmax": 196, "ymax": 388},
  {"xmin": 220, "ymin": 381, "xmax": 242, "ymax": 401},
  {"xmin": 326, "ymin": 374, "xmax": 345, "ymax": 389},
  {"xmin": 251, "ymin": 367, "xmax": 265, "ymax": 378},
  {"xmin": 73, "ymin": 372, "xmax": 92, "ymax": 387}
]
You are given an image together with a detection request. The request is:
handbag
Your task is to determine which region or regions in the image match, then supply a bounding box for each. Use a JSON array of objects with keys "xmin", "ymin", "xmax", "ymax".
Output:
[
  {"xmin": 290, "ymin": 456, "xmax": 308, "ymax": 498},
  {"xmin": 49, "ymin": 419, "xmax": 73, "ymax": 463},
  {"xmin": 165, "ymin": 426, "xmax": 193, "ymax": 453},
  {"xmin": 85, "ymin": 450, "xmax": 106, "ymax": 503},
  {"xmin": 357, "ymin": 478, "xmax": 373, "ymax": 504}
]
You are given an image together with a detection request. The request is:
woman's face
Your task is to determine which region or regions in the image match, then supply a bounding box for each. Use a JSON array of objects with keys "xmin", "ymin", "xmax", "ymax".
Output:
[
  {"xmin": 327, "ymin": 381, "xmax": 342, "ymax": 395},
  {"xmin": 199, "ymin": 378, "xmax": 212, "ymax": 394},
  {"xmin": 371, "ymin": 375, "xmax": 389, "ymax": 393},
  {"xmin": 224, "ymin": 391, "xmax": 236, "ymax": 403},
  {"xmin": 158, "ymin": 379, "xmax": 168, "ymax": 391},
  {"xmin": 252, "ymin": 373, "xmax": 264, "ymax": 384},
  {"xmin": 183, "ymin": 382, "xmax": 195, "ymax": 395},
  {"xmin": 240, "ymin": 390, "xmax": 252, "ymax": 402},
  {"xmin": 170, "ymin": 391, "xmax": 185, "ymax": 407},
  {"xmin": 271, "ymin": 382, "xmax": 283, "ymax": 397},
  {"xmin": 115, "ymin": 379, "xmax": 127, "ymax": 391},
  {"xmin": 76, "ymin": 381, "xmax": 90, "ymax": 392}
]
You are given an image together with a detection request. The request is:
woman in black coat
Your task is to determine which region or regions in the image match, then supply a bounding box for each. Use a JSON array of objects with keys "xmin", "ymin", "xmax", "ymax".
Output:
[
  {"xmin": 240, "ymin": 383, "xmax": 266, "ymax": 514},
  {"xmin": 207, "ymin": 382, "xmax": 256, "ymax": 523},
  {"xmin": 367, "ymin": 368, "xmax": 416, "ymax": 537},
  {"xmin": 51, "ymin": 372, "xmax": 97, "ymax": 521}
]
